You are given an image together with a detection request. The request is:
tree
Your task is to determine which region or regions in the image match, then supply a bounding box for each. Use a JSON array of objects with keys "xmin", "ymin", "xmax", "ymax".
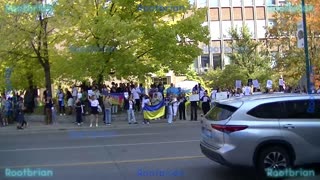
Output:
[
  {"xmin": 52, "ymin": 0, "xmax": 209, "ymax": 86},
  {"xmin": 228, "ymin": 25, "xmax": 272, "ymax": 81},
  {"xmin": 266, "ymin": 0, "xmax": 320, "ymax": 87},
  {"xmin": 0, "ymin": 0, "xmax": 58, "ymax": 96}
]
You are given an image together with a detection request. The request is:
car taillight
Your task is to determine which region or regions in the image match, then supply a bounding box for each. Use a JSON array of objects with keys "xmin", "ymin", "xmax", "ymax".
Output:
[{"xmin": 211, "ymin": 124, "xmax": 248, "ymax": 133}]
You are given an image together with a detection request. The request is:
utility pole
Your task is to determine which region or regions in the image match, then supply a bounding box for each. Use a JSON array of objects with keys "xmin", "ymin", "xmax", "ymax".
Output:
[{"xmin": 301, "ymin": 0, "xmax": 311, "ymax": 93}]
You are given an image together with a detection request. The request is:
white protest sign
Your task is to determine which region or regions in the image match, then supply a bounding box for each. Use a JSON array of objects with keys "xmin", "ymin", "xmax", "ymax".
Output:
[
  {"xmin": 235, "ymin": 80, "xmax": 242, "ymax": 88},
  {"xmin": 253, "ymin": 80, "xmax": 260, "ymax": 88},
  {"xmin": 279, "ymin": 79, "xmax": 284, "ymax": 86},
  {"xmin": 216, "ymin": 92, "xmax": 228, "ymax": 101},
  {"xmin": 88, "ymin": 90, "xmax": 93, "ymax": 96},
  {"xmin": 266, "ymin": 80, "xmax": 273, "ymax": 88},
  {"xmin": 244, "ymin": 86, "xmax": 251, "ymax": 96},
  {"xmin": 189, "ymin": 94, "xmax": 200, "ymax": 101}
]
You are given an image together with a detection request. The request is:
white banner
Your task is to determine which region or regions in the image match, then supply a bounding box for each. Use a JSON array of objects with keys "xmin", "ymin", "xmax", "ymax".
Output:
[
  {"xmin": 235, "ymin": 80, "xmax": 242, "ymax": 88},
  {"xmin": 297, "ymin": 21, "xmax": 304, "ymax": 48},
  {"xmin": 253, "ymin": 80, "xmax": 260, "ymax": 88},
  {"xmin": 279, "ymin": 79, "xmax": 284, "ymax": 86},
  {"xmin": 189, "ymin": 94, "xmax": 200, "ymax": 101},
  {"xmin": 266, "ymin": 80, "xmax": 273, "ymax": 88},
  {"xmin": 216, "ymin": 92, "xmax": 228, "ymax": 101}
]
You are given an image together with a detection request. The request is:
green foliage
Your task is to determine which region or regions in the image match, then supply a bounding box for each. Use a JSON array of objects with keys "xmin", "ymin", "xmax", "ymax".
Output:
[
  {"xmin": 0, "ymin": 0, "xmax": 208, "ymax": 92},
  {"xmin": 199, "ymin": 25, "xmax": 272, "ymax": 90},
  {"xmin": 52, "ymin": 0, "xmax": 209, "ymax": 83},
  {"xmin": 185, "ymin": 67, "xmax": 203, "ymax": 89}
]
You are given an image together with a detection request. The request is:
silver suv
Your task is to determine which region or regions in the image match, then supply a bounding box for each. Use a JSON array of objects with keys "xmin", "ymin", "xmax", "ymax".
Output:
[{"xmin": 200, "ymin": 93, "xmax": 320, "ymax": 176}]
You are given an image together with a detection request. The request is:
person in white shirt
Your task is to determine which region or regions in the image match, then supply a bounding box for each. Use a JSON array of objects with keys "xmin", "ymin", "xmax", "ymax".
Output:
[
  {"xmin": 142, "ymin": 95, "xmax": 151, "ymax": 124},
  {"xmin": 172, "ymin": 95, "xmax": 179, "ymax": 120},
  {"xmin": 131, "ymin": 85, "xmax": 141, "ymax": 112},
  {"xmin": 88, "ymin": 95, "xmax": 100, "ymax": 127}
]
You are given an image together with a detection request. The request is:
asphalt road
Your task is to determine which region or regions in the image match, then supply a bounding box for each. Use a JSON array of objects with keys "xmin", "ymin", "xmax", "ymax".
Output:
[{"xmin": 0, "ymin": 123, "xmax": 319, "ymax": 180}]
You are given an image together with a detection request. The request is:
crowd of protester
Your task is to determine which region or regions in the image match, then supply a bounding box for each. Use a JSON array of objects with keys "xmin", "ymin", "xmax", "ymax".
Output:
[{"xmin": 1, "ymin": 80, "xmax": 320, "ymax": 129}]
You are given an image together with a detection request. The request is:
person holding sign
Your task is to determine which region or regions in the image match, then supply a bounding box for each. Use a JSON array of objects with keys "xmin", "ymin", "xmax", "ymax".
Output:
[
  {"xmin": 200, "ymin": 91, "xmax": 211, "ymax": 115},
  {"xmin": 190, "ymin": 91, "xmax": 198, "ymax": 121},
  {"xmin": 279, "ymin": 77, "xmax": 285, "ymax": 92},
  {"xmin": 266, "ymin": 80, "xmax": 273, "ymax": 93}
]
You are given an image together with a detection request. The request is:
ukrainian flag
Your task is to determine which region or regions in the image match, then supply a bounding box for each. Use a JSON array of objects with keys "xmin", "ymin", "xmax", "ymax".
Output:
[{"xmin": 143, "ymin": 100, "xmax": 165, "ymax": 120}]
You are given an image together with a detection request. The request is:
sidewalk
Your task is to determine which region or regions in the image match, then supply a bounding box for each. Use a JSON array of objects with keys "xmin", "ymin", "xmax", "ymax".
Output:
[{"xmin": 0, "ymin": 111, "xmax": 201, "ymax": 133}]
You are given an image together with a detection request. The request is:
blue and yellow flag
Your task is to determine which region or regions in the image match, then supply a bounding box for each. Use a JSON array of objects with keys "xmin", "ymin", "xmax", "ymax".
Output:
[{"xmin": 143, "ymin": 100, "xmax": 165, "ymax": 120}]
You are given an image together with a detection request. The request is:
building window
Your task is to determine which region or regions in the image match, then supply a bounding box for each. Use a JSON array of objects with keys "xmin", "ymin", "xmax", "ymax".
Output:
[
  {"xmin": 222, "ymin": 8, "xmax": 231, "ymax": 21},
  {"xmin": 212, "ymin": 54, "xmax": 221, "ymax": 69},
  {"xmin": 245, "ymin": 7, "xmax": 254, "ymax": 20},
  {"xmin": 256, "ymin": 7, "xmax": 266, "ymax": 20},
  {"xmin": 210, "ymin": 8, "xmax": 219, "ymax": 21},
  {"xmin": 233, "ymin": 7, "xmax": 242, "ymax": 20},
  {"xmin": 201, "ymin": 55, "xmax": 210, "ymax": 68}
]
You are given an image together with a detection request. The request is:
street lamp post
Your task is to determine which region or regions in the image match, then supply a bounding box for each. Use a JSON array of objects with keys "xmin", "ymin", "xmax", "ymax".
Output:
[{"xmin": 302, "ymin": 0, "xmax": 311, "ymax": 93}]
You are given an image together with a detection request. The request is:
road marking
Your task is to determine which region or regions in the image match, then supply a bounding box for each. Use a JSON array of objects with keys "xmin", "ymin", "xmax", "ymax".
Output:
[
  {"xmin": 0, "ymin": 123, "xmax": 200, "ymax": 135},
  {"xmin": 68, "ymin": 132, "xmax": 163, "ymax": 139},
  {"xmin": 0, "ymin": 155, "xmax": 205, "ymax": 169},
  {"xmin": 0, "ymin": 139, "xmax": 200, "ymax": 152}
]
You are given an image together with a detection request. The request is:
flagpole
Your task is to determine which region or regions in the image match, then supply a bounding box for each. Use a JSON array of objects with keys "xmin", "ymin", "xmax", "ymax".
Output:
[{"xmin": 302, "ymin": 0, "xmax": 311, "ymax": 94}]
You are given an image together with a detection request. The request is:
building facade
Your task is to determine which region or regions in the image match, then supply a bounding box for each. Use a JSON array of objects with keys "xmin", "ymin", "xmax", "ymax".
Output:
[{"xmin": 193, "ymin": 0, "xmax": 288, "ymax": 73}]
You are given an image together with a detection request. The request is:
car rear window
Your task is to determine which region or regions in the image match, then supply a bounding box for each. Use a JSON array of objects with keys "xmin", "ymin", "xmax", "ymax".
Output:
[{"xmin": 205, "ymin": 103, "xmax": 238, "ymax": 121}]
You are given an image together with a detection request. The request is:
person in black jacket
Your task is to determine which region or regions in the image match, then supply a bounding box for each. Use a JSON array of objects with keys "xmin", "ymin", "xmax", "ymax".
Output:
[
  {"xmin": 45, "ymin": 96, "xmax": 53, "ymax": 125},
  {"xmin": 190, "ymin": 91, "xmax": 198, "ymax": 121},
  {"xmin": 178, "ymin": 94, "xmax": 187, "ymax": 120},
  {"xmin": 75, "ymin": 99, "xmax": 83, "ymax": 126}
]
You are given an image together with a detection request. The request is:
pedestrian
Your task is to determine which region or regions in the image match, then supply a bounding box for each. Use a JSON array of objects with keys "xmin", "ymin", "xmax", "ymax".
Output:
[
  {"xmin": 103, "ymin": 95, "xmax": 112, "ymax": 125},
  {"xmin": 142, "ymin": 95, "xmax": 151, "ymax": 124},
  {"xmin": 88, "ymin": 95, "xmax": 99, "ymax": 127},
  {"xmin": 45, "ymin": 97, "xmax": 53, "ymax": 125},
  {"xmin": 67, "ymin": 95, "xmax": 74, "ymax": 115},
  {"xmin": 75, "ymin": 99, "xmax": 82, "ymax": 126},
  {"xmin": 131, "ymin": 85, "xmax": 141, "ymax": 112},
  {"xmin": 4, "ymin": 98, "xmax": 12, "ymax": 126},
  {"xmin": 167, "ymin": 95, "xmax": 173, "ymax": 124},
  {"xmin": 16, "ymin": 97, "xmax": 27, "ymax": 129},
  {"xmin": 124, "ymin": 95, "xmax": 137, "ymax": 124},
  {"xmin": 201, "ymin": 91, "xmax": 211, "ymax": 115},
  {"xmin": 178, "ymin": 94, "xmax": 187, "ymax": 120},
  {"xmin": 190, "ymin": 91, "xmax": 198, "ymax": 121},
  {"xmin": 52, "ymin": 101, "xmax": 57, "ymax": 124},
  {"xmin": 57, "ymin": 89, "xmax": 66, "ymax": 116},
  {"xmin": 172, "ymin": 95, "xmax": 179, "ymax": 121}
]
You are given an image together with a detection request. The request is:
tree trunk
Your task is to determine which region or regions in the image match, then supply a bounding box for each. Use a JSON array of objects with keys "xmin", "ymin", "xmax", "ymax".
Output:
[{"xmin": 44, "ymin": 63, "xmax": 52, "ymax": 97}]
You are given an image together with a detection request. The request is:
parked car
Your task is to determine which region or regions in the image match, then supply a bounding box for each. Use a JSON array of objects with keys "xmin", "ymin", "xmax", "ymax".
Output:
[{"xmin": 200, "ymin": 93, "xmax": 320, "ymax": 177}]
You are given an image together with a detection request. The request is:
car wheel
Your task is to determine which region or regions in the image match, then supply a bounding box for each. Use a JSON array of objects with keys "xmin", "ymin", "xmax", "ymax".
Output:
[{"xmin": 257, "ymin": 146, "xmax": 292, "ymax": 178}]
